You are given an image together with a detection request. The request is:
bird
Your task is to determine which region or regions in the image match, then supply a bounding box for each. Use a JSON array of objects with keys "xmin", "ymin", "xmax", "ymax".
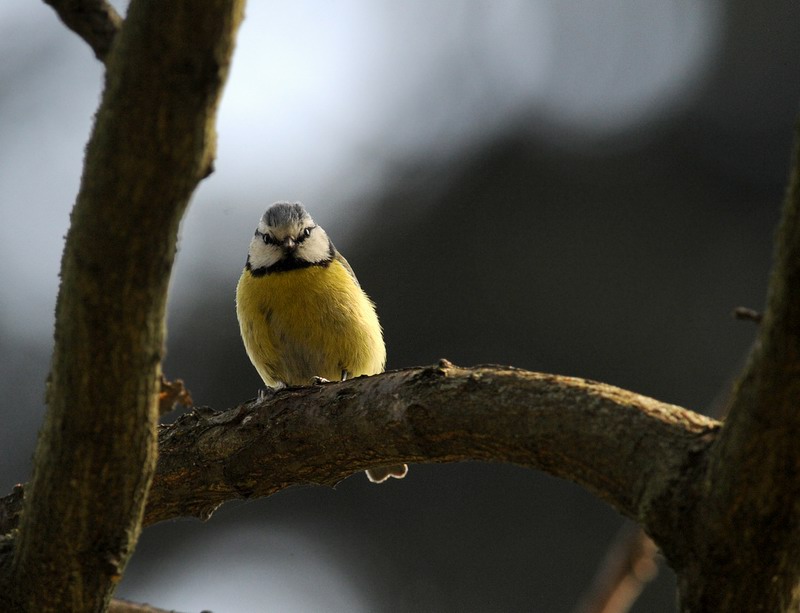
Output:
[{"xmin": 235, "ymin": 201, "xmax": 408, "ymax": 484}]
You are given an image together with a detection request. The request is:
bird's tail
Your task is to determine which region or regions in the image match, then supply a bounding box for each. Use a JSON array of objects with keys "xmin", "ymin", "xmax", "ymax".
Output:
[{"xmin": 366, "ymin": 464, "xmax": 408, "ymax": 484}]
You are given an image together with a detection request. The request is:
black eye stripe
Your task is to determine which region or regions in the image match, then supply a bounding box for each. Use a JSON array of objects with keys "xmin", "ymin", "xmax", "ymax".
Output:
[
  {"xmin": 296, "ymin": 225, "xmax": 315, "ymax": 243},
  {"xmin": 255, "ymin": 230, "xmax": 277, "ymax": 245},
  {"xmin": 255, "ymin": 226, "xmax": 315, "ymax": 246}
]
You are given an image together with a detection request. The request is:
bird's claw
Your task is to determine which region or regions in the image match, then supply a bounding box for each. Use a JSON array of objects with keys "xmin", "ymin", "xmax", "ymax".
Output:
[{"xmin": 256, "ymin": 382, "xmax": 285, "ymax": 401}]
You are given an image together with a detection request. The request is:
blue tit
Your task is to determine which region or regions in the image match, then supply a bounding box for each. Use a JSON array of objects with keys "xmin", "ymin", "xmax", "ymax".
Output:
[{"xmin": 236, "ymin": 201, "xmax": 408, "ymax": 484}]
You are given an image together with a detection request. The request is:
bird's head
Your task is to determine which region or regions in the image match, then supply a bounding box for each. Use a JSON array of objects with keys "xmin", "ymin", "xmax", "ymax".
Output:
[{"xmin": 246, "ymin": 202, "xmax": 333, "ymax": 274}]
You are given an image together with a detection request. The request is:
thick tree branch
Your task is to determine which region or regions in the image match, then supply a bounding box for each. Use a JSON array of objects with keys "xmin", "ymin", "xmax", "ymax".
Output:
[
  {"xmin": 0, "ymin": 362, "xmax": 720, "ymax": 541},
  {"xmin": 140, "ymin": 362, "xmax": 718, "ymax": 528},
  {"xmin": 43, "ymin": 0, "xmax": 122, "ymax": 62},
  {"xmin": 576, "ymin": 348, "xmax": 745, "ymax": 613},
  {"xmin": 0, "ymin": 2, "xmax": 244, "ymax": 611},
  {"xmin": 669, "ymin": 121, "xmax": 800, "ymax": 610}
]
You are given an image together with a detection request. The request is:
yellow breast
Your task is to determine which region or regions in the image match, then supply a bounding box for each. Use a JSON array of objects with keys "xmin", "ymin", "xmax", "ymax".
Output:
[{"xmin": 236, "ymin": 260, "xmax": 386, "ymax": 387}]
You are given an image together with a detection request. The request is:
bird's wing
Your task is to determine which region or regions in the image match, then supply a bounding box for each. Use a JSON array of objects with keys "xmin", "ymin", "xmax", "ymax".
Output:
[{"xmin": 333, "ymin": 247, "xmax": 362, "ymax": 288}]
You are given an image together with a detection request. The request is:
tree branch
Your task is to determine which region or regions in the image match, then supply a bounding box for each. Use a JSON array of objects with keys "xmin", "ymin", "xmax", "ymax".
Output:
[
  {"xmin": 0, "ymin": 362, "xmax": 718, "ymax": 550},
  {"xmin": 0, "ymin": 362, "xmax": 720, "ymax": 549},
  {"xmin": 140, "ymin": 362, "xmax": 718, "ymax": 528},
  {"xmin": 0, "ymin": 2, "xmax": 244, "ymax": 611},
  {"xmin": 575, "ymin": 342, "xmax": 745, "ymax": 613},
  {"xmin": 572, "ymin": 525, "xmax": 658, "ymax": 613},
  {"xmin": 669, "ymin": 121, "xmax": 800, "ymax": 610},
  {"xmin": 43, "ymin": 0, "xmax": 122, "ymax": 62}
]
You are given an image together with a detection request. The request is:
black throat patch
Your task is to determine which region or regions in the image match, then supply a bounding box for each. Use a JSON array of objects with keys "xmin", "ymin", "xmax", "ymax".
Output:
[{"xmin": 247, "ymin": 241, "xmax": 335, "ymax": 277}]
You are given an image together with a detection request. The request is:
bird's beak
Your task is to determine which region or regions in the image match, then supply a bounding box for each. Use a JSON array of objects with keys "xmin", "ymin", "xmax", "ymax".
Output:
[{"xmin": 283, "ymin": 238, "xmax": 296, "ymax": 252}]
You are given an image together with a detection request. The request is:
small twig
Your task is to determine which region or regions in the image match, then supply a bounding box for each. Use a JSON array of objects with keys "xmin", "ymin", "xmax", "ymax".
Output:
[
  {"xmin": 732, "ymin": 306, "xmax": 763, "ymax": 323},
  {"xmin": 42, "ymin": 0, "xmax": 122, "ymax": 62},
  {"xmin": 159, "ymin": 376, "xmax": 194, "ymax": 416},
  {"xmin": 572, "ymin": 524, "xmax": 659, "ymax": 613}
]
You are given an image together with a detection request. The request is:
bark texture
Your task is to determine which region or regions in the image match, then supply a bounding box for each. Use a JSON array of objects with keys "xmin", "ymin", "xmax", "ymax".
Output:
[
  {"xmin": 144, "ymin": 364, "xmax": 719, "ymax": 527},
  {"xmin": 0, "ymin": 1, "xmax": 244, "ymax": 611},
  {"xmin": 669, "ymin": 122, "xmax": 800, "ymax": 611}
]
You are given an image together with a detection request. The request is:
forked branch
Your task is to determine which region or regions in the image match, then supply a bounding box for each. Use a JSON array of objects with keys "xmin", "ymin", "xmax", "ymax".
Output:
[{"xmin": 43, "ymin": 0, "xmax": 122, "ymax": 61}]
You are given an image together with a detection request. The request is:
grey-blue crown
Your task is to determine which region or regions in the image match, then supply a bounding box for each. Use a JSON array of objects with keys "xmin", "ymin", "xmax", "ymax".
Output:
[{"xmin": 263, "ymin": 202, "xmax": 309, "ymax": 228}]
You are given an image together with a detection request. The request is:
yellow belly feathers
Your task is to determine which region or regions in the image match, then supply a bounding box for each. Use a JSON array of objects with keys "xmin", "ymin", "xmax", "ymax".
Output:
[{"xmin": 236, "ymin": 260, "xmax": 385, "ymax": 387}]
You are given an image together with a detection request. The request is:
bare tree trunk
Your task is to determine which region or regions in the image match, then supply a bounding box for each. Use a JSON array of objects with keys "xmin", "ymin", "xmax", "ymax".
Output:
[
  {"xmin": 671, "ymin": 122, "xmax": 800, "ymax": 611},
  {"xmin": 0, "ymin": 1, "xmax": 244, "ymax": 611}
]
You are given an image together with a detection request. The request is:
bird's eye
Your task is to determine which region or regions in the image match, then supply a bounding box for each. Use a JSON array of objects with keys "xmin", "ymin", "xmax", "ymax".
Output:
[
  {"xmin": 261, "ymin": 232, "xmax": 274, "ymax": 245},
  {"xmin": 303, "ymin": 227, "xmax": 312, "ymax": 238}
]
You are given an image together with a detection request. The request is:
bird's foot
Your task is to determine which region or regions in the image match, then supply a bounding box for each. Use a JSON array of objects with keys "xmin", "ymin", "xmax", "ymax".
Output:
[{"xmin": 256, "ymin": 382, "xmax": 286, "ymax": 401}]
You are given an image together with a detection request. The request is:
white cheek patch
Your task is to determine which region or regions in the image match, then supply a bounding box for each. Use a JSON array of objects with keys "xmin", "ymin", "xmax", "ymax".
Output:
[
  {"xmin": 296, "ymin": 231, "xmax": 331, "ymax": 263},
  {"xmin": 247, "ymin": 236, "xmax": 283, "ymax": 270}
]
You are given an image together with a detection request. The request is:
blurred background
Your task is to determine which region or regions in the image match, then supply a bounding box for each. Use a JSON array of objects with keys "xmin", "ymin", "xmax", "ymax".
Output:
[{"xmin": 2, "ymin": 1, "xmax": 799, "ymax": 611}]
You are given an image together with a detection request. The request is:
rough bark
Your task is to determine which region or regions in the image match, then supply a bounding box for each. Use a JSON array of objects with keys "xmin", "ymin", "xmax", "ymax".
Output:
[
  {"xmin": 143, "ymin": 364, "xmax": 719, "ymax": 527},
  {"xmin": 668, "ymin": 122, "xmax": 800, "ymax": 611},
  {"xmin": 0, "ymin": 364, "xmax": 719, "ymax": 532},
  {"xmin": 0, "ymin": 1, "xmax": 244, "ymax": 611}
]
